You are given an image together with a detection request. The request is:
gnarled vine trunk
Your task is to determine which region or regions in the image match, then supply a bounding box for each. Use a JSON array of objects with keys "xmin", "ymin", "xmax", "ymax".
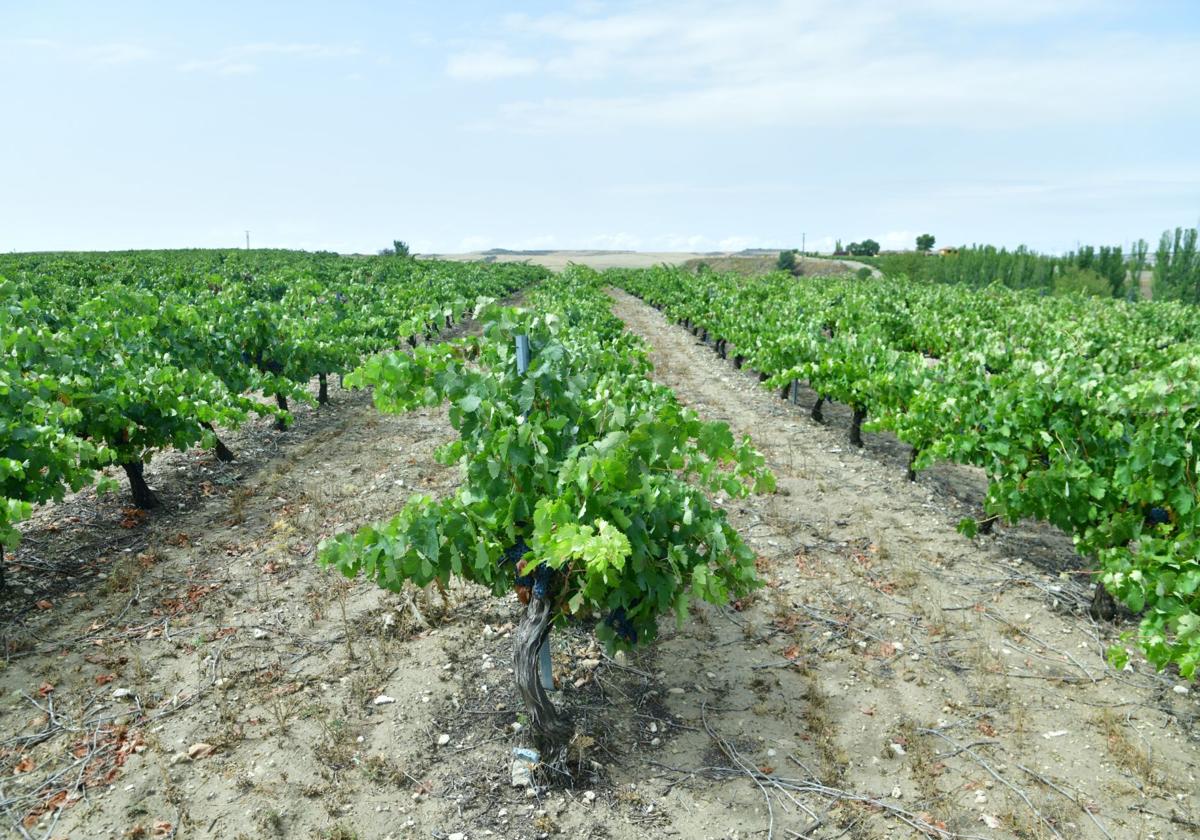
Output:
[
  {"xmin": 201, "ymin": 422, "xmax": 235, "ymax": 462},
  {"xmin": 1089, "ymin": 582, "xmax": 1118, "ymax": 621},
  {"xmin": 275, "ymin": 394, "xmax": 289, "ymax": 431},
  {"xmin": 811, "ymin": 396, "xmax": 825, "ymax": 424},
  {"xmin": 849, "ymin": 406, "xmax": 866, "ymax": 447},
  {"xmin": 513, "ymin": 595, "xmax": 572, "ymax": 772},
  {"xmin": 318, "ymin": 373, "xmax": 329, "ymax": 405},
  {"xmin": 121, "ymin": 461, "xmax": 160, "ymax": 509},
  {"xmin": 906, "ymin": 447, "xmax": 919, "ymax": 482}
]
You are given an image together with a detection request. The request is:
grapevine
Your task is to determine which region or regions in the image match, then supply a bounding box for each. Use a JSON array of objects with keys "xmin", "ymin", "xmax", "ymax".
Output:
[
  {"xmin": 0, "ymin": 251, "xmax": 546, "ymax": 586},
  {"xmin": 617, "ymin": 265, "xmax": 1200, "ymax": 679},
  {"xmin": 318, "ymin": 267, "xmax": 774, "ymax": 771}
]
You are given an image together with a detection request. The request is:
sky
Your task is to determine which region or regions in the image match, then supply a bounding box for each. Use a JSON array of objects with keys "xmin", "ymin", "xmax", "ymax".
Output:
[{"xmin": 1, "ymin": 0, "xmax": 1197, "ymax": 255}]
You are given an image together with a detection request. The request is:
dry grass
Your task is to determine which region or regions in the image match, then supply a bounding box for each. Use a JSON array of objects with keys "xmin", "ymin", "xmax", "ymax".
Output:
[
  {"xmin": 801, "ymin": 672, "xmax": 849, "ymax": 787},
  {"xmin": 890, "ymin": 719, "xmax": 945, "ymax": 807},
  {"xmin": 1093, "ymin": 708, "xmax": 1160, "ymax": 787},
  {"xmin": 682, "ymin": 255, "xmax": 857, "ymax": 278},
  {"xmin": 361, "ymin": 755, "xmax": 407, "ymax": 788}
]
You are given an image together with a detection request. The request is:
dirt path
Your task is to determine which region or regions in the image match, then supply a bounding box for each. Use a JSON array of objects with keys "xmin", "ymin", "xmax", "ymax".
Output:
[
  {"xmin": 606, "ymin": 287, "xmax": 1199, "ymax": 839},
  {"xmin": 837, "ymin": 259, "xmax": 883, "ymax": 278},
  {"xmin": 2, "ymin": 295, "xmax": 1198, "ymax": 840}
]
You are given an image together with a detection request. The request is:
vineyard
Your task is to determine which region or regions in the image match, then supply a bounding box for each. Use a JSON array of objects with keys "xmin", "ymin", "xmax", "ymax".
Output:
[
  {"xmin": 1, "ymin": 252, "xmax": 1198, "ymax": 840},
  {"xmin": 0, "ymin": 250, "xmax": 545, "ymax": 571},
  {"xmin": 615, "ymin": 267, "xmax": 1200, "ymax": 679}
]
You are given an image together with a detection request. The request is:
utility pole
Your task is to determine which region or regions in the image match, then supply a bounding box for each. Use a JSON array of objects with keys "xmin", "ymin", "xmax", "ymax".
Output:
[
  {"xmin": 245, "ymin": 230, "xmax": 250, "ymax": 250},
  {"xmin": 802, "ymin": 232, "xmax": 806, "ymax": 257}
]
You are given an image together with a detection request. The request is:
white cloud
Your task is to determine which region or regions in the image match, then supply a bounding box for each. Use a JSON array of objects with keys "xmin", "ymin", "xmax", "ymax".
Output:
[
  {"xmin": 82, "ymin": 43, "xmax": 156, "ymax": 65},
  {"xmin": 179, "ymin": 42, "xmax": 362, "ymax": 76},
  {"xmin": 902, "ymin": 0, "xmax": 1109, "ymax": 22},
  {"xmin": 587, "ymin": 232, "xmax": 641, "ymax": 250},
  {"xmin": 14, "ymin": 38, "xmax": 155, "ymax": 66},
  {"xmin": 510, "ymin": 234, "xmax": 560, "ymax": 250},
  {"xmin": 447, "ymin": 48, "xmax": 539, "ymax": 80},
  {"xmin": 879, "ymin": 231, "xmax": 918, "ymax": 250},
  {"xmin": 661, "ymin": 233, "xmax": 711, "ymax": 251},
  {"xmin": 717, "ymin": 236, "xmax": 758, "ymax": 252},
  {"xmin": 456, "ymin": 236, "xmax": 491, "ymax": 252},
  {"xmin": 179, "ymin": 58, "xmax": 257, "ymax": 76},
  {"xmin": 449, "ymin": 234, "xmax": 560, "ymax": 252},
  {"xmin": 238, "ymin": 43, "xmax": 362, "ymax": 59},
  {"xmin": 927, "ymin": 170, "xmax": 1200, "ymax": 204},
  {"xmin": 453, "ymin": 1, "xmax": 1196, "ymax": 131}
]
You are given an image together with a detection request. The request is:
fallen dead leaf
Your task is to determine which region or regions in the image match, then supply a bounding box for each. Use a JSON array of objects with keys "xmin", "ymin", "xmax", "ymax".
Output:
[{"xmin": 187, "ymin": 743, "xmax": 214, "ymax": 760}]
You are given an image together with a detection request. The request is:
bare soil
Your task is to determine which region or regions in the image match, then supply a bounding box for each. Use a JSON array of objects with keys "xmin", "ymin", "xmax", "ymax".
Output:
[
  {"xmin": 678, "ymin": 256, "xmax": 860, "ymax": 278},
  {"xmin": 426, "ymin": 250, "xmax": 859, "ymax": 277},
  {"xmin": 427, "ymin": 250, "xmax": 714, "ymax": 272},
  {"xmin": 1, "ymin": 294, "xmax": 1197, "ymax": 840}
]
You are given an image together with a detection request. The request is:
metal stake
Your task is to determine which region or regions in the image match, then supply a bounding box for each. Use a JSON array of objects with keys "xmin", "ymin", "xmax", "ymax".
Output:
[
  {"xmin": 515, "ymin": 334, "xmax": 531, "ymax": 375},
  {"xmin": 538, "ymin": 639, "xmax": 554, "ymax": 692}
]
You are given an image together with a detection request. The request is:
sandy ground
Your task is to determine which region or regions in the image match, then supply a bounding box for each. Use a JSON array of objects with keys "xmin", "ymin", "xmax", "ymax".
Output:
[
  {"xmin": 836, "ymin": 259, "xmax": 883, "ymax": 278},
  {"xmin": 423, "ymin": 250, "xmax": 860, "ymax": 277},
  {"xmin": 425, "ymin": 250, "xmax": 716, "ymax": 271},
  {"xmin": 1, "ymin": 294, "xmax": 1197, "ymax": 840}
]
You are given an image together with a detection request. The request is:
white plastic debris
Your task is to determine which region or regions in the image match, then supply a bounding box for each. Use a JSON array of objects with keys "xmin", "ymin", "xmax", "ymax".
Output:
[{"xmin": 511, "ymin": 747, "xmax": 539, "ymax": 788}]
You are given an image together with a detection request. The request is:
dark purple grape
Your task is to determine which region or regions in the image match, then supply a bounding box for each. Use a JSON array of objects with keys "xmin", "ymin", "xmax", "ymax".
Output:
[
  {"xmin": 501, "ymin": 536, "xmax": 531, "ymax": 566},
  {"xmin": 605, "ymin": 606, "xmax": 638, "ymax": 644},
  {"xmin": 503, "ymin": 538, "xmax": 536, "ymax": 586},
  {"xmin": 532, "ymin": 564, "xmax": 553, "ymax": 599}
]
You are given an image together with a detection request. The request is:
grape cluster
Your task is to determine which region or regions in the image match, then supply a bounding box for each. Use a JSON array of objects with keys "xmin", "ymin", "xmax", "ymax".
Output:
[
  {"xmin": 503, "ymin": 537, "xmax": 534, "ymax": 586},
  {"xmin": 501, "ymin": 536, "xmax": 531, "ymax": 565},
  {"xmin": 502, "ymin": 537, "xmax": 557, "ymax": 597},
  {"xmin": 605, "ymin": 606, "xmax": 638, "ymax": 644},
  {"xmin": 1147, "ymin": 507, "xmax": 1171, "ymax": 526},
  {"xmin": 532, "ymin": 564, "xmax": 554, "ymax": 599}
]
